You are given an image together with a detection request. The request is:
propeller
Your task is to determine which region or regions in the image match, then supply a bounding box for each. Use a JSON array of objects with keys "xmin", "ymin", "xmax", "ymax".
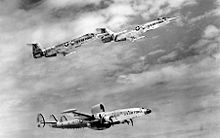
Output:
[
  {"xmin": 60, "ymin": 115, "xmax": 68, "ymax": 122},
  {"xmin": 124, "ymin": 120, "xmax": 130, "ymax": 125},
  {"xmin": 109, "ymin": 116, "xmax": 114, "ymax": 123},
  {"xmin": 122, "ymin": 119, "xmax": 133, "ymax": 126},
  {"xmin": 130, "ymin": 119, "xmax": 133, "ymax": 126},
  {"xmin": 98, "ymin": 114, "xmax": 113, "ymax": 125},
  {"xmin": 99, "ymin": 114, "xmax": 105, "ymax": 124}
]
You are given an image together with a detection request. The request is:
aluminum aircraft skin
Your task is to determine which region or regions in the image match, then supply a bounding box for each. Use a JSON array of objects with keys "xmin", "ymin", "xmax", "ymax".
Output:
[
  {"xmin": 28, "ymin": 33, "xmax": 95, "ymax": 59},
  {"xmin": 37, "ymin": 103, "xmax": 151, "ymax": 130},
  {"xmin": 96, "ymin": 16, "xmax": 177, "ymax": 43}
]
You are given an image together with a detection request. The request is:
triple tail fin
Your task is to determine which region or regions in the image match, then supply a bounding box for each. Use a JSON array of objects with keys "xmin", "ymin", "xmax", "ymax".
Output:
[
  {"xmin": 37, "ymin": 113, "xmax": 45, "ymax": 128},
  {"xmin": 37, "ymin": 113, "xmax": 58, "ymax": 128},
  {"xmin": 60, "ymin": 115, "xmax": 68, "ymax": 122},
  {"xmin": 50, "ymin": 114, "xmax": 58, "ymax": 122}
]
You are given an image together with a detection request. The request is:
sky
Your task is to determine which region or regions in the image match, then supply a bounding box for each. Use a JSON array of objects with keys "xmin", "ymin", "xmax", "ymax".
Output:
[{"xmin": 0, "ymin": 0, "xmax": 220, "ymax": 137}]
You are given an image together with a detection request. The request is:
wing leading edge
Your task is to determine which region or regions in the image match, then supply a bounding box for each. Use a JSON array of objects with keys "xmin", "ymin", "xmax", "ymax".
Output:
[{"xmin": 61, "ymin": 109, "xmax": 93, "ymax": 119}]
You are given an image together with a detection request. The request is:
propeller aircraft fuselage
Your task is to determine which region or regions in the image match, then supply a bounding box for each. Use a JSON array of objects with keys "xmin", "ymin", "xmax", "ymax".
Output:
[{"xmin": 37, "ymin": 104, "xmax": 151, "ymax": 130}]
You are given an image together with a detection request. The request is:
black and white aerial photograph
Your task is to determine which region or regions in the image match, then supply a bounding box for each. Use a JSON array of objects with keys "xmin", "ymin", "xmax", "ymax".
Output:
[{"xmin": 1, "ymin": 0, "xmax": 220, "ymax": 137}]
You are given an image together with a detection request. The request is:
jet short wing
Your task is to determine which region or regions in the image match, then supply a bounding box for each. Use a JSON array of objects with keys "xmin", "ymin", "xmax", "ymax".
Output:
[{"xmin": 124, "ymin": 30, "xmax": 146, "ymax": 42}]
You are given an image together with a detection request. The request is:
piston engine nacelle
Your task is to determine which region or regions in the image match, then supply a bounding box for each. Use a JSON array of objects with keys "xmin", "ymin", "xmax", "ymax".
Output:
[
  {"xmin": 91, "ymin": 103, "xmax": 105, "ymax": 115},
  {"xmin": 56, "ymin": 119, "xmax": 83, "ymax": 127}
]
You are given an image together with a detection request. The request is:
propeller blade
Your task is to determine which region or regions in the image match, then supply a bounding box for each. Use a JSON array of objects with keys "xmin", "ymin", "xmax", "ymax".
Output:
[
  {"xmin": 130, "ymin": 119, "xmax": 133, "ymax": 126},
  {"xmin": 124, "ymin": 120, "xmax": 130, "ymax": 125},
  {"xmin": 109, "ymin": 116, "xmax": 113, "ymax": 123}
]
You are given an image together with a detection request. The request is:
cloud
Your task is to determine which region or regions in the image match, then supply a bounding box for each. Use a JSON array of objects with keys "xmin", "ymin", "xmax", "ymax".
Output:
[
  {"xmin": 188, "ymin": 25, "xmax": 220, "ymax": 57},
  {"xmin": 188, "ymin": 11, "xmax": 215, "ymax": 24},
  {"xmin": 105, "ymin": 3, "xmax": 136, "ymax": 16},
  {"xmin": 147, "ymin": 49, "xmax": 166, "ymax": 56},
  {"xmin": 65, "ymin": 13, "xmax": 106, "ymax": 36},
  {"xmin": 158, "ymin": 51, "xmax": 178, "ymax": 63},
  {"xmin": 213, "ymin": 0, "xmax": 220, "ymax": 15},
  {"xmin": 131, "ymin": 0, "xmax": 197, "ymax": 19},
  {"xmin": 114, "ymin": 23, "xmax": 220, "ymax": 91},
  {"xmin": 0, "ymin": 1, "xmax": 20, "ymax": 14},
  {"xmin": 203, "ymin": 25, "xmax": 220, "ymax": 39},
  {"xmin": 45, "ymin": 0, "xmax": 102, "ymax": 9},
  {"xmin": 147, "ymin": 24, "xmax": 220, "ymax": 65},
  {"xmin": 19, "ymin": 0, "xmax": 44, "ymax": 10},
  {"xmin": 116, "ymin": 64, "xmax": 188, "ymax": 87}
]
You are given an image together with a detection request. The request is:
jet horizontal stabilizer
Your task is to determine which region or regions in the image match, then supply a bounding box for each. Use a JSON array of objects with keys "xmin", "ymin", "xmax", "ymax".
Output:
[{"xmin": 27, "ymin": 43, "xmax": 44, "ymax": 58}]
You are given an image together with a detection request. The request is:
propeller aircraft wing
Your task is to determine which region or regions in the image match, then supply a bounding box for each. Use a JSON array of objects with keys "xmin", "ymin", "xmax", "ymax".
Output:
[{"xmin": 61, "ymin": 108, "xmax": 93, "ymax": 120}]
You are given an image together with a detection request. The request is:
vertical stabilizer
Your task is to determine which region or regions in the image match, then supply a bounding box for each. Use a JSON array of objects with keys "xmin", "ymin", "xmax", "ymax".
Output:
[
  {"xmin": 50, "ymin": 114, "xmax": 58, "ymax": 122},
  {"xmin": 28, "ymin": 43, "xmax": 44, "ymax": 58}
]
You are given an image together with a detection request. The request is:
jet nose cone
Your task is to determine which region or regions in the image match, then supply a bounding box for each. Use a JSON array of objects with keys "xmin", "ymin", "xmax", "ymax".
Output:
[{"xmin": 144, "ymin": 109, "xmax": 151, "ymax": 114}]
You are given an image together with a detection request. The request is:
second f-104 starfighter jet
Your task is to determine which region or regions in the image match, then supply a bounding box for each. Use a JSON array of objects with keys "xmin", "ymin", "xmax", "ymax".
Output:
[
  {"xmin": 96, "ymin": 16, "xmax": 177, "ymax": 43},
  {"xmin": 28, "ymin": 33, "xmax": 95, "ymax": 59}
]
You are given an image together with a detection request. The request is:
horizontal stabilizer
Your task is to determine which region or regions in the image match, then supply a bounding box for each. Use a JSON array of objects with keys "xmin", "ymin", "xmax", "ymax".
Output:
[
  {"xmin": 50, "ymin": 114, "xmax": 58, "ymax": 122},
  {"xmin": 62, "ymin": 108, "xmax": 77, "ymax": 114},
  {"xmin": 60, "ymin": 115, "xmax": 68, "ymax": 122},
  {"xmin": 27, "ymin": 43, "xmax": 44, "ymax": 58}
]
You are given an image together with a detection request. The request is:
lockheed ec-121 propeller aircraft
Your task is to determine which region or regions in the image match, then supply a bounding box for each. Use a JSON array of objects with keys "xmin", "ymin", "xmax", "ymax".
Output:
[
  {"xmin": 28, "ymin": 33, "xmax": 95, "ymax": 58},
  {"xmin": 96, "ymin": 16, "xmax": 177, "ymax": 43},
  {"xmin": 37, "ymin": 103, "xmax": 151, "ymax": 130}
]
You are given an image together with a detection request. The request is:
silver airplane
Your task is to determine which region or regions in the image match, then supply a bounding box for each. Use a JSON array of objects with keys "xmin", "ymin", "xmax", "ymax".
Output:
[
  {"xmin": 37, "ymin": 103, "xmax": 151, "ymax": 130},
  {"xmin": 96, "ymin": 16, "xmax": 177, "ymax": 43},
  {"xmin": 28, "ymin": 33, "xmax": 95, "ymax": 58}
]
